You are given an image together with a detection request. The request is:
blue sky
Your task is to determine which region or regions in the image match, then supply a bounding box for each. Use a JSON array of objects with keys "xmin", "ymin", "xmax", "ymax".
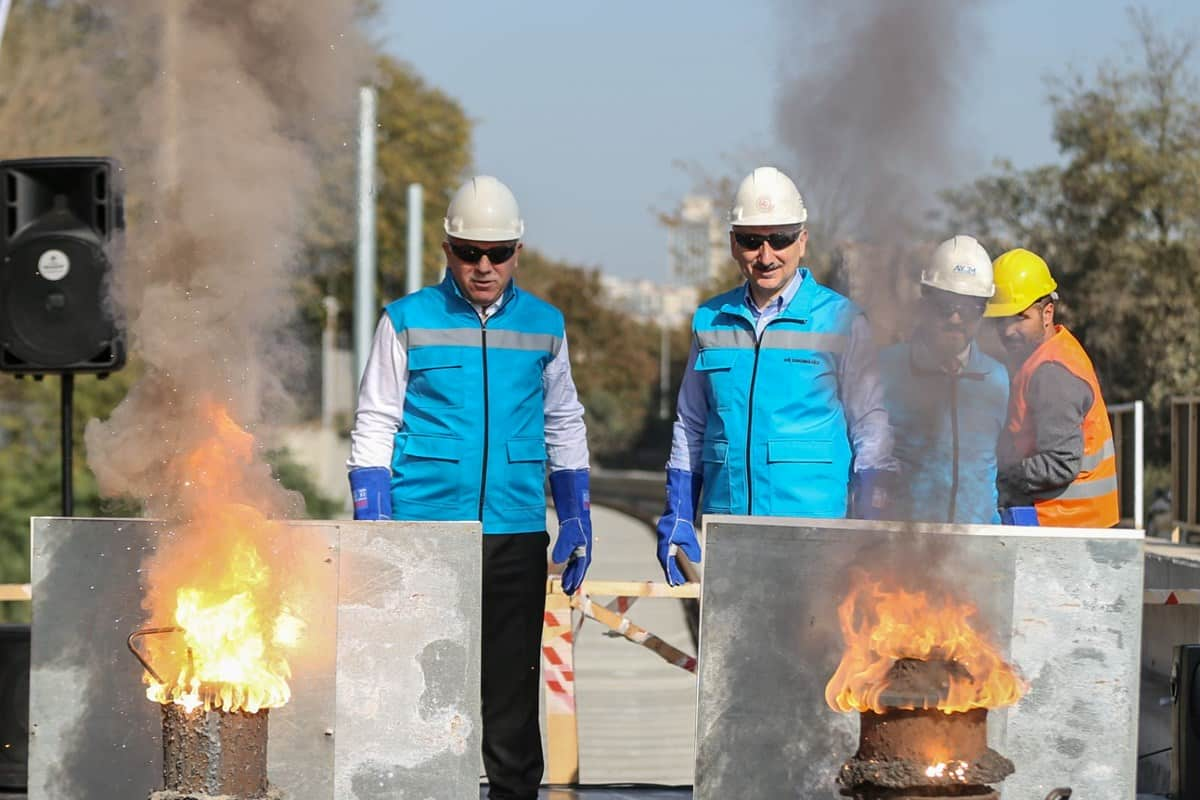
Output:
[{"xmin": 380, "ymin": 1, "xmax": 1199, "ymax": 279}]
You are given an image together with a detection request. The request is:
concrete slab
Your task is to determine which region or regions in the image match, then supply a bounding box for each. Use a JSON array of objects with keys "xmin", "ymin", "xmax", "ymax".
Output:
[
  {"xmin": 695, "ymin": 516, "xmax": 1143, "ymax": 800},
  {"xmin": 28, "ymin": 518, "xmax": 481, "ymax": 800}
]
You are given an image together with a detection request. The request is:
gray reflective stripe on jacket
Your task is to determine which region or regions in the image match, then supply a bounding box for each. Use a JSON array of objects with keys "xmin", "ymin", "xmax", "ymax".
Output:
[
  {"xmin": 761, "ymin": 329, "xmax": 849, "ymax": 353},
  {"xmin": 695, "ymin": 328, "xmax": 755, "ymax": 349},
  {"xmin": 1033, "ymin": 471, "xmax": 1119, "ymax": 501},
  {"xmin": 1079, "ymin": 438, "xmax": 1116, "ymax": 472},
  {"xmin": 405, "ymin": 326, "xmax": 563, "ymax": 355},
  {"xmin": 695, "ymin": 328, "xmax": 849, "ymax": 352}
]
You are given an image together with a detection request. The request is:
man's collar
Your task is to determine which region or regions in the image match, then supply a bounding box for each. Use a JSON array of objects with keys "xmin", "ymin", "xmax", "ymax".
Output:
[
  {"xmin": 743, "ymin": 269, "xmax": 804, "ymax": 313},
  {"xmin": 440, "ymin": 269, "xmax": 516, "ymax": 318},
  {"xmin": 912, "ymin": 336, "xmax": 972, "ymax": 374}
]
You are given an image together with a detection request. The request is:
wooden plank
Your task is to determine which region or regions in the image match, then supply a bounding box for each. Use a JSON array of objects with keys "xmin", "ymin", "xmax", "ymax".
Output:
[
  {"xmin": 547, "ymin": 577, "xmax": 700, "ymax": 599},
  {"xmin": 542, "ymin": 590, "xmax": 579, "ymax": 785},
  {"xmin": 0, "ymin": 584, "xmax": 30, "ymax": 601},
  {"xmin": 571, "ymin": 593, "xmax": 696, "ymax": 673}
]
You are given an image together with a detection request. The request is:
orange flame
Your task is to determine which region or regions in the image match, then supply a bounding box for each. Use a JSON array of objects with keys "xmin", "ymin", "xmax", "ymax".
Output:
[
  {"xmin": 140, "ymin": 402, "xmax": 302, "ymax": 714},
  {"xmin": 824, "ymin": 570, "xmax": 1027, "ymax": 714}
]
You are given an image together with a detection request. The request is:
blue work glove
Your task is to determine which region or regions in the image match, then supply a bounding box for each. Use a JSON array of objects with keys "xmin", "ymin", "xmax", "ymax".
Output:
[
  {"xmin": 549, "ymin": 468, "xmax": 592, "ymax": 595},
  {"xmin": 851, "ymin": 469, "xmax": 894, "ymax": 520},
  {"xmin": 655, "ymin": 468, "xmax": 703, "ymax": 586},
  {"xmin": 1000, "ymin": 506, "xmax": 1040, "ymax": 526},
  {"xmin": 348, "ymin": 467, "xmax": 392, "ymax": 520}
]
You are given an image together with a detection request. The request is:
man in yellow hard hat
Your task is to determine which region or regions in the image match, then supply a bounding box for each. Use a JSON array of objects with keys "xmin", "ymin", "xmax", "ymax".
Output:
[{"xmin": 985, "ymin": 248, "xmax": 1119, "ymax": 527}]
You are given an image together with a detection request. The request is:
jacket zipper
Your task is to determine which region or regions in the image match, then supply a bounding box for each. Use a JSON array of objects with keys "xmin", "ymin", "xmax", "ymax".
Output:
[
  {"xmin": 744, "ymin": 320, "xmax": 771, "ymax": 515},
  {"xmin": 478, "ymin": 321, "xmax": 490, "ymax": 522},
  {"xmin": 948, "ymin": 376, "xmax": 960, "ymax": 523}
]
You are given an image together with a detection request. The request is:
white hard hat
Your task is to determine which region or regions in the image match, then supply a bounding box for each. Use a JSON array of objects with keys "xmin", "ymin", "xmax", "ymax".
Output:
[
  {"xmin": 443, "ymin": 175, "xmax": 524, "ymax": 242},
  {"xmin": 921, "ymin": 235, "xmax": 995, "ymax": 298},
  {"xmin": 729, "ymin": 166, "xmax": 808, "ymax": 227}
]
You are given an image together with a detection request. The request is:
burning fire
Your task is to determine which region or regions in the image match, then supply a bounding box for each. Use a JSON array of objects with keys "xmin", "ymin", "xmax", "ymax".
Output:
[
  {"xmin": 138, "ymin": 402, "xmax": 303, "ymax": 714},
  {"xmin": 824, "ymin": 570, "xmax": 1027, "ymax": 714}
]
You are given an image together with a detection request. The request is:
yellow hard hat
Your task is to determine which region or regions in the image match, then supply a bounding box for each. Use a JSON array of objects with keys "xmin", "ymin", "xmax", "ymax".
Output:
[{"xmin": 984, "ymin": 248, "xmax": 1058, "ymax": 318}]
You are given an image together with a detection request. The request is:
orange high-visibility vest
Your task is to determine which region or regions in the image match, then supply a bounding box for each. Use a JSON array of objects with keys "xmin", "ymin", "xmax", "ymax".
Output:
[{"xmin": 1006, "ymin": 325, "xmax": 1119, "ymax": 528}]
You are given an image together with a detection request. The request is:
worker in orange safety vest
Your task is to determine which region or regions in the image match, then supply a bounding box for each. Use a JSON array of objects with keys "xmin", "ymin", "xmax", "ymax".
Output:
[{"xmin": 985, "ymin": 248, "xmax": 1119, "ymax": 528}]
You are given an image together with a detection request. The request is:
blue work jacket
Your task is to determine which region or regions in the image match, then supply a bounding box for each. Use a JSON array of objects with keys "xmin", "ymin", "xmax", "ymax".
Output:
[
  {"xmin": 384, "ymin": 275, "xmax": 564, "ymax": 534},
  {"xmin": 878, "ymin": 340, "xmax": 1009, "ymax": 524},
  {"xmin": 693, "ymin": 270, "xmax": 857, "ymax": 517}
]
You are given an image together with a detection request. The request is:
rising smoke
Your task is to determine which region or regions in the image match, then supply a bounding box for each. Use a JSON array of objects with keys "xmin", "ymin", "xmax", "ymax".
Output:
[
  {"xmin": 78, "ymin": 0, "xmax": 372, "ymax": 688},
  {"xmin": 774, "ymin": 0, "xmax": 989, "ymax": 245},
  {"xmin": 84, "ymin": 0, "xmax": 370, "ymax": 520}
]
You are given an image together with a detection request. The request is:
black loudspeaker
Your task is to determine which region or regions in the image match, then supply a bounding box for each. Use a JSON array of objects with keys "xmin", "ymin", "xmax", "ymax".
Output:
[
  {"xmin": 0, "ymin": 157, "xmax": 125, "ymax": 375},
  {"xmin": 0, "ymin": 624, "xmax": 29, "ymax": 791},
  {"xmin": 1173, "ymin": 643, "xmax": 1200, "ymax": 800}
]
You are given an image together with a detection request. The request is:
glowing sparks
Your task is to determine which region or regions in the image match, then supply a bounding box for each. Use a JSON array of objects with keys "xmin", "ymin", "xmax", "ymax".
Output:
[{"xmin": 925, "ymin": 760, "xmax": 969, "ymax": 781}]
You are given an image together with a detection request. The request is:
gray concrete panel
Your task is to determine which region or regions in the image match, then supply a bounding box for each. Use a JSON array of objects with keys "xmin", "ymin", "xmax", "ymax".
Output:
[
  {"xmin": 28, "ymin": 518, "xmax": 480, "ymax": 800},
  {"xmin": 333, "ymin": 522, "xmax": 482, "ymax": 799},
  {"xmin": 694, "ymin": 516, "xmax": 1142, "ymax": 800}
]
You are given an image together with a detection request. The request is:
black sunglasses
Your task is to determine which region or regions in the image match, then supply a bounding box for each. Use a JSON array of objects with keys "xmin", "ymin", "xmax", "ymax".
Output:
[
  {"xmin": 733, "ymin": 229, "xmax": 803, "ymax": 251},
  {"xmin": 924, "ymin": 289, "xmax": 987, "ymax": 320},
  {"xmin": 449, "ymin": 242, "xmax": 518, "ymax": 264}
]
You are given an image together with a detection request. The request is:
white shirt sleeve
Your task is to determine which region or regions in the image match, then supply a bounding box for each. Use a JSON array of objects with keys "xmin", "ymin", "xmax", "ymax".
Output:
[
  {"xmin": 347, "ymin": 315, "xmax": 407, "ymax": 470},
  {"xmin": 666, "ymin": 339, "xmax": 706, "ymax": 472},
  {"xmin": 837, "ymin": 313, "xmax": 897, "ymax": 472},
  {"xmin": 543, "ymin": 335, "xmax": 590, "ymax": 472}
]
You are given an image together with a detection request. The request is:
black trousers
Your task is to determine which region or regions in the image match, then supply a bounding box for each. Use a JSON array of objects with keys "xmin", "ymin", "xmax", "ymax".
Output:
[{"xmin": 481, "ymin": 531, "xmax": 549, "ymax": 800}]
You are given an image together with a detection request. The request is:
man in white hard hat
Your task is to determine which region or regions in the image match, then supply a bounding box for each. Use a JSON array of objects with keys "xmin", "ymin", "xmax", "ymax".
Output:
[
  {"xmin": 877, "ymin": 236, "xmax": 1010, "ymax": 523},
  {"xmin": 347, "ymin": 175, "xmax": 592, "ymax": 799},
  {"xmin": 656, "ymin": 166, "xmax": 897, "ymax": 584}
]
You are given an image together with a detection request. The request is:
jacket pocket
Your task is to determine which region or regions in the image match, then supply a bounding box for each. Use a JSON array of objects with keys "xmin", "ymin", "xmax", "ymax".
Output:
[
  {"xmin": 407, "ymin": 347, "xmax": 465, "ymax": 410},
  {"xmin": 393, "ymin": 433, "xmax": 463, "ymax": 510},
  {"xmin": 500, "ymin": 436, "xmax": 549, "ymax": 513},
  {"xmin": 694, "ymin": 349, "xmax": 740, "ymax": 411},
  {"xmin": 700, "ymin": 438, "xmax": 732, "ymax": 513},
  {"xmin": 765, "ymin": 438, "xmax": 844, "ymax": 515}
]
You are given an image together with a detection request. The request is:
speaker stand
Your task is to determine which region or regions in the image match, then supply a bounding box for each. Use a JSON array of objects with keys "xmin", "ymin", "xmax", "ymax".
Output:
[{"xmin": 61, "ymin": 373, "xmax": 73, "ymax": 516}]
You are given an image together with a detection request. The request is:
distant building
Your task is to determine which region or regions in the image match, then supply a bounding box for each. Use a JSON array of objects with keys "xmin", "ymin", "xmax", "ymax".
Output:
[
  {"xmin": 668, "ymin": 194, "xmax": 727, "ymax": 286},
  {"xmin": 599, "ymin": 275, "xmax": 699, "ymax": 329}
]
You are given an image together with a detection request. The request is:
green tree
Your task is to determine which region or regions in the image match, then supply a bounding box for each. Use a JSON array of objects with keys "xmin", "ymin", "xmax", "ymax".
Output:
[
  {"xmin": 939, "ymin": 11, "xmax": 1200, "ymax": 456},
  {"xmin": 300, "ymin": 55, "xmax": 473, "ymax": 328},
  {"xmin": 517, "ymin": 250, "xmax": 661, "ymax": 463},
  {"xmin": 0, "ymin": 0, "xmax": 112, "ymax": 156}
]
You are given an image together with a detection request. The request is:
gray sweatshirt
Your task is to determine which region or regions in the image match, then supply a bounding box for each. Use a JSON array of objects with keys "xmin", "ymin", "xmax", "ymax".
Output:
[{"xmin": 997, "ymin": 362, "xmax": 1094, "ymax": 507}]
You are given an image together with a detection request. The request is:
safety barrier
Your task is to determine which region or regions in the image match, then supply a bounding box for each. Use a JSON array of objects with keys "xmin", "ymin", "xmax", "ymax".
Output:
[
  {"xmin": 1108, "ymin": 400, "xmax": 1144, "ymax": 529},
  {"xmin": 542, "ymin": 577, "xmax": 698, "ymax": 784}
]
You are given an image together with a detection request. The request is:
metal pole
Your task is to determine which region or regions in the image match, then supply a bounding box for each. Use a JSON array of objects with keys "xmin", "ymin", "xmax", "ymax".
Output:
[
  {"xmin": 321, "ymin": 296, "xmax": 339, "ymax": 431},
  {"xmin": 1134, "ymin": 400, "xmax": 1145, "ymax": 530},
  {"xmin": 61, "ymin": 373, "xmax": 74, "ymax": 516},
  {"xmin": 0, "ymin": 0, "xmax": 14, "ymax": 60},
  {"xmin": 353, "ymin": 86, "xmax": 378, "ymax": 385},
  {"xmin": 161, "ymin": 0, "xmax": 182, "ymax": 193},
  {"xmin": 406, "ymin": 183, "xmax": 424, "ymax": 295}
]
